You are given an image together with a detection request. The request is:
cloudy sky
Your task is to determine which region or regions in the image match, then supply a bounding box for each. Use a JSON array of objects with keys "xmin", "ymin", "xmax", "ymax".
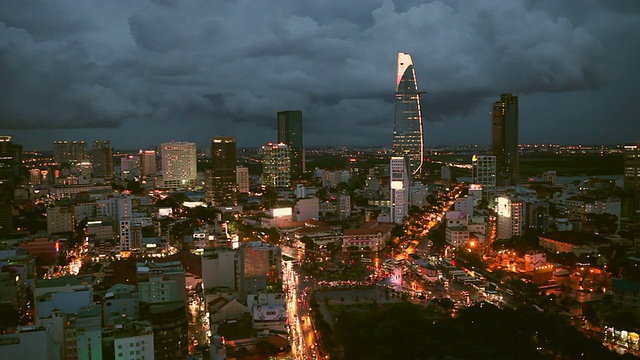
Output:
[{"xmin": 0, "ymin": 0, "xmax": 638, "ymax": 151}]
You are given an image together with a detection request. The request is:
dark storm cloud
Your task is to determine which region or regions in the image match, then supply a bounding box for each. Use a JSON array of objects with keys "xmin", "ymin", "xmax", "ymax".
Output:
[{"xmin": 0, "ymin": 0, "xmax": 637, "ymax": 149}]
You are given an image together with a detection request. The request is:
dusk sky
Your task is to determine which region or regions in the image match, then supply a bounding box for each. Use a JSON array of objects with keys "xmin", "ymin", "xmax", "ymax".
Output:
[{"xmin": 0, "ymin": 0, "xmax": 639, "ymax": 151}]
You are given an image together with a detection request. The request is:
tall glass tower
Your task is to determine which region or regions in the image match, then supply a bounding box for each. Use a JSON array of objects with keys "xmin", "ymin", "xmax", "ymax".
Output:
[{"xmin": 393, "ymin": 52, "xmax": 425, "ymax": 179}]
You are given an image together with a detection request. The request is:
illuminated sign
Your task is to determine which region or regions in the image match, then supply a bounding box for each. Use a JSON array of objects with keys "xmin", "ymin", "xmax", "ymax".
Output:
[
  {"xmin": 271, "ymin": 208, "xmax": 292, "ymax": 218},
  {"xmin": 391, "ymin": 180, "xmax": 404, "ymax": 190},
  {"xmin": 469, "ymin": 184, "xmax": 482, "ymax": 191},
  {"xmin": 253, "ymin": 304, "xmax": 286, "ymax": 322}
]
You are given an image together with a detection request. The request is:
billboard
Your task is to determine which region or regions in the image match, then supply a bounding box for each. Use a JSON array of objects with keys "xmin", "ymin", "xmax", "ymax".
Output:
[
  {"xmin": 253, "ymin": 304, "xmax": 286, "ymax": 322},
  {"xmin": 158, "ymin": 208, "xmax": 173, "ymax": 217}
]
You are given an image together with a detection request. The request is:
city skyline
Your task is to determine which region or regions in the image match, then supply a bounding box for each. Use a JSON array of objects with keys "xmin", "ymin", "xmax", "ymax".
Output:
[{"xmin": 0, "ymin": 1, "xmax": 639, "ymax": 150}]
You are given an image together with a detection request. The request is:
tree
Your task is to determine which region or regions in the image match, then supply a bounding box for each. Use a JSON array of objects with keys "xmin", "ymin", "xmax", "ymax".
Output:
[{"xmin": 585, "ymin": 213, "xmax": 619, "ymax": 235}]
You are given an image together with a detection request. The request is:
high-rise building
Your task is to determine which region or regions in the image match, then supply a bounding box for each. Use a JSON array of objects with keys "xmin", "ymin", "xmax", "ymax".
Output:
[
  {"xmin": 139, "ymin": 149, "xmax": 157, "ymax": 177},
  {"xmin": 239, "ymin": 242, "xmax": 281, "ymax": 300},
  {"xmin": 261, "ymin": 143, "xmax": 291, "ymax": 189},
  {"xmin": 53, "ymin": 140, "xmax": 70, "ymax": 165},
  {"xmin": 236, "ymin": 166, "xmax": 250, "ymax": 194},
  {"xmin": 69, "ymin": 140, "xmax": 88, "ymax": 163},
  {"xmin": 206, "ymin": 136, "xmax": 237, "ymax": 206},
  {"xmin": 390, "ymin": 157, "xmax": 410, "ymax": 224},
  {"xmin": 492, "ymin": 93, "xmax": 519, "ymax": 185},
  {"xmin": 159, "ymin": 142, "xmax": 197, "ymax": 189},
  {"xmin": 0, "ymin": 136, "xmax": 20, "ymax": 232},
  {"xmin": 496, "ymin": 196, "xmax": 525, "ymax": 239},
  {"xmin": 277, "ymin": 110, "xmax": 303, "ymax": 180},
  {"xmin": 393, "ymin": 52, "xmax": 425, "ymax": 179},
  {"xmin": 90, "ymin": 140, "xmax": 114, "ymax": 179},
  {"xmin": 471, "ymin": 155, "xmax": 497, "ymax": 199},
  {"xmin": 623, "ymin": 143, "xmax": 640, "ymax": 219}
]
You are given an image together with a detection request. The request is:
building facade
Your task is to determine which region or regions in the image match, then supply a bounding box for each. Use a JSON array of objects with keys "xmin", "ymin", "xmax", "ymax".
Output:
[
  {"xmin": 471, "ymin": 155, "xmax": 496, "ymax": 199},
  {"xmin": 261, "ymin": 143, "xmax": 291, "ymax": 189},
  {"xmin": 496, "ymin": 196, "xmax": 525, "ymax": 239},
  {"xmin": 392, "ymin": 52, "xmax": 425, "ymax": 179},
  {"xmin": 277, "ymin": 110, "xmax": 303, "ymax": 180},
  {"xmin": 491, "ymin": 93, "xmax": 519, "ymax": 185},
  {"xmin": 159, "ymin": 142, "xmax": 197, "ymax": 189},
  {"xmin": 390, "ymin": 156, "xmax": 410, "ymax": 224},
  {"xmin": 206, "ymin": 136, "xmax": 237, "ymax": 206}
]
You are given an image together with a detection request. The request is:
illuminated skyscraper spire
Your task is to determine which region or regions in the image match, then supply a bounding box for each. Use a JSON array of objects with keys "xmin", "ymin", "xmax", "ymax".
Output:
[{"xmin": 393, "ymin": 52, "xmax": 425, "ymax": 178}]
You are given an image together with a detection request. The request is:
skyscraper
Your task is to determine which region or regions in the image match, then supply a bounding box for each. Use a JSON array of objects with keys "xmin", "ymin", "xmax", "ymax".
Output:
[
  {"xmin": 623, "ymin": 143, "xmax": 640, "ymax": 219},
  {"xmin": 471, "ymin": 155, "xmax": 497, "ymax": 199},
  {"xmin": 492, "ymin": 93, "xmax": 519, "ymax": 185},
  {"xmin": 53, "ymin": 140, "xmax": 69, "ymax": 165},
  {"xmin": 90, "ymin": 140, "xmax": 114, "ymax": 179},
  {"xmin": 0, "ymin": 136, "xmax": 21, "ymax": 231},
  {"xmin": 390, "ymin": 156, "xmax": 410, "ymax": 224},
  {"xmin": 159, "ymin": 142, "xmax": 197, "ymax": 189},
  {"xmin": 139, "ymin": 149, "xmax": 157, "ymax": 177},
  {"xmin": 277, "ymin": 110, "xmax": 303, "ymax": 180},
  {"xmin": 206, "ymin": 136, "xmax": 237, "ymax": 206},
  {"xmin": 393, "ymin": 52, "xmax": 425, "ymax": 179},
  {"xmin": 262, "ymin": 143, "xmax": 290, "ymax": 189}
]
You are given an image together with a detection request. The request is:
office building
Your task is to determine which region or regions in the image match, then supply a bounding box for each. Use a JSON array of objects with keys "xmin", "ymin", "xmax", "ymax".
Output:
[
  {"xmin": 139, "ymin": 149, "xmax": 157, "ymax": 177},
  {"xmin": 492, "ymin": 93, "xmax": 519, "ymax": 185},
  {"xmin": 239, "ymin": 242, "xmax": 281, "ymax": 300},
  {"xmin": 46, "ymin": 206, "xmax": 74, "ymax": 234},
  {"xmin": 137, "ymin": 261, "xmax": 188, "ymax": 360},
  {"xmin": 202, "ymin": 247, "xmax": 238, "ymax": 291},
  {"xmin": 206, "ymin": 136, "xmax": 237, "ymax": 206},
  {"xmin": 54, "ymin": 140, "xmax": 70, "ymax": 164},
  {"xmin": 0, "ymin": 136, "xmax": 21, "ymax": 231},
  {"xmin": 103, "ymin": 284, "xmax": 139, "ymax": 326},
  {"xmin": 159, "ymin": 141, "xmax": 197, "ymax": 189},
  {"xmin": 623, "ymin": 143, "xmax": 640, "ymax": 219},
  {"xmin": 236, "ymin": 166, "xmax": 250, "ymax": 194},
  {"xmin": 91, "ymin": 140, "xmax": 114, "ymax": 179},
  {"xmin": 119, "ymin": 218, "xmax": 142, "ymax": 252},
  {"xmin": 496, "ymin": 196, "xmax": 525, "ymax": 239},
  {"xmin": 471, "ymin": 155, "xmax": 497, "ymax": 199},
  {"xmin": 0, "ymin": 325, "xmax": 58, "ymax": 360},
  {"xmin": 102, "ymin": 320, "xmax": 154, "ymax": 360},
  {"xmin": 390, "ymin": 157, "xmax": 410, "ymax": 224},
  {"xmin": 69, "ymin": 140, "xmax": 88, "ymax": 163},
  {"xmin": 277, "ymin": 110, "xmax": 304, "ymax": 180},
  {"xmin": 120, "ymin": 155, "xmax": 140, "ymax": 180},
  {"xmin": 393, "ymin": 52, "xmax": 425, "ymax": 179},
  {"xmin": 261, "ymin": 143, "xmax": 291, "ymax": 189}
]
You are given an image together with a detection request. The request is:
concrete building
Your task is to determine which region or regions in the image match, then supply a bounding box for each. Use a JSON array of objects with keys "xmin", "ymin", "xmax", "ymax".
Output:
[
  {"xmin": 102, "ymin": 320, "xmax": 154, "ymax": 360},
  {"xmin": 46, "ymin": 206, "xmax": 74, "ymax": 235},
  {"xmin": 202, "ymin": 247, "xmax": 238, "ymax": 291},
  {"xmin": 338, "ymin": 194, "xmax": 351, "ymax": 220},
  {"xmin": 454, "ymin": 197, "xmax": 474, "ymax": 217},
  {"xmin": 90, "ymin": 140, "xmax": 114, "ymax": 179},
  {"xmin": 496, "ymin": 196, "xmax": 525, "ymax": 239},
  {"xmin": 103, "ymin": 284, "xmax": 139, "ymax": 326},
  {"xmin": 0, "ymin": 325, "xmax": 58, "ymax": 360},
  {"xmin": 446, "ymin": 227, "xmax": 470, "ymax": 247},
  {"xmin": 236, "ymin": 166, "xmax": 250, "ymax": 194},
  {"xmin": 491, "ymin": 93, "xmax": 519, "ymax": 186},
  {"xmin": 137, "ymin": 261, "xmax": 186, "ymax": 304},
  {"xmin": 261, "ymin": 143, "xmax": 291, "ymax": 189},
  {"xmin": 277, "ymin": 110, "xmax": 304, "ymax": 180},
  {"xmin": 392, "ymin": 52, "xmax": 425, "ymax": 179},
  {"xmin": 239, "ymin": 242, "xmax": 281, "ymax": 299},
  {"xmin": 158, "ymin": 142, "xmax": 197, "ymax": 189},
  {"xmin": 206, "ymin": 136, "xmax": 237, "ymax": 206},
  {"xmin": 390, "ymin": 157, "xmax": 409, "ymax": 224},
  {"xmin": 294, "ymin": 197, "xmax": 319, "ymax": 222},
  {"xmin": 471, "ymin": 155, "xmax": 496, "ymax": 199},
  {"xmin": 34, "ymin": 277, "xmax": 93, "ymax": 319},
  {"xmin": 96, "ymin": 196, "xmax": 133, "ymax": 221},
  {"xmin": 139, "ymin": 150, "xmax": 157, "ymax": 177}
]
